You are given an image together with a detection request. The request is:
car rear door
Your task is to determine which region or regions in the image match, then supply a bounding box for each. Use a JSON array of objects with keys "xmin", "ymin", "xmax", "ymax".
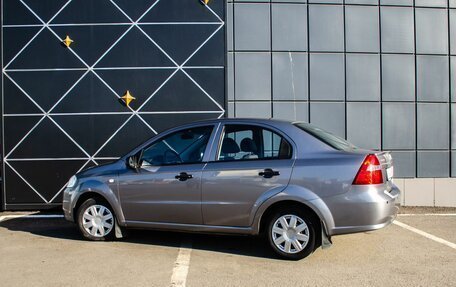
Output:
[{"xmin": 201, "ymin": 123, "xmax": 295, "ymax": 227}]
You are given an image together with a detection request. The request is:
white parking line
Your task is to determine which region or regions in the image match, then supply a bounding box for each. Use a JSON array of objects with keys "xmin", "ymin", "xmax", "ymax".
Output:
[
  {"xmin": 0, "ymin": 214, "xmax": 64, "ymax": 222},
  {"xmin": 393, "ymin": 221, "xmax": 456, "ymax": 250},
  {"xmin": 398, "ymin": 214, "xmax": 456, "ymax": 217},
  {"xmin": 170, "ymin": 241, "xmax": 193, "ymax": 287}
]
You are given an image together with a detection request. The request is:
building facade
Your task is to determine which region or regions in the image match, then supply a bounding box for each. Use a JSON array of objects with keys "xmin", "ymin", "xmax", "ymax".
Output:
[
  {"xmin": 227, "ymin": 0, "xmax": 456, "ymax": 206},
  {"xmin": 1, "ymin": 0, "xmax": 456, "ymax": 209},
  {"xmin": 1, "ymin": 0, "xmax": 226, "ymax": 209}
]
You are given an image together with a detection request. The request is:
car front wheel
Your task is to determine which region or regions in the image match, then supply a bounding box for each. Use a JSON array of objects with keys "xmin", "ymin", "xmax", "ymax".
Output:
[
  {"xmin": 267, "ymin": 209, "xmax": 315, "ymax": 260},
  {"xmin": 77, "ymin": 198, "xmax": 115, "ymax": 241}
]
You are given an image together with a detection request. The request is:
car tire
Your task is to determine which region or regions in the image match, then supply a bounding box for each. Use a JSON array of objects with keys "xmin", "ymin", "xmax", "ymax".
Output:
[
  {"xmin": 77, "ymin": 198, "xmax": 116, "ymax": 241},
  {"xmin": 267, "ymin": 208, "xmax": 315, "ymax": 260}
]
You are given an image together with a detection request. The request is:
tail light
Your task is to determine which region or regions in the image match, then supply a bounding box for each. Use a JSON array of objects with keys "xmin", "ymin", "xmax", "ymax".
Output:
[{"xmin": 353, "ymin": 154, "xmax": 384, "ymax": 185}]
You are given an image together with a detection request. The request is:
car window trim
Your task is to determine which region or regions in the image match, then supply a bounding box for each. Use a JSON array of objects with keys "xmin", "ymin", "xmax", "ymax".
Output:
[
  {"xmin": 206, "ymin": 157, "xmax": 294, "ymax": 165},
  {"xmin": 202, "ymin": 122, "xmax": 222, "ymax": 163},
  {"xmin": 141, "ymin": 161, "xmax": 208, "ymax": 168}
]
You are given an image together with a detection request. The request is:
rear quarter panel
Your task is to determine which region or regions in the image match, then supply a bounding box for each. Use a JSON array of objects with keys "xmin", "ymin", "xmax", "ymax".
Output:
[{"xmin": 290, "ymin": 152, "xmax": 365, "ymax": 198}]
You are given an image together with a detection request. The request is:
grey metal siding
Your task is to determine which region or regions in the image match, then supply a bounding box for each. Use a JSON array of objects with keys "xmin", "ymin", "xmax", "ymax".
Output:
[{"xmin": 227, "ymin": 0, "xmax": 456, "ymax": 178}]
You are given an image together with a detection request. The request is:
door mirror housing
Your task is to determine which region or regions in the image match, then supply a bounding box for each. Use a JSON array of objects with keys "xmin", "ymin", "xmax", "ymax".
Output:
[
  {"xmin": 127, "ymin": 150, "xmax": 143, "ymax": 171},
  {"xmin": 128, "ymin": 155, "xmax": 139, "ymax": 170}
]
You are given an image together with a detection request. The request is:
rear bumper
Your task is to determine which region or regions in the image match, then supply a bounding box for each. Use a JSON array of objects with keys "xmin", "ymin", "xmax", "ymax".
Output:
[{"xmin": 324, "ymin": 182, "xmax": 400, "ymax": 236}]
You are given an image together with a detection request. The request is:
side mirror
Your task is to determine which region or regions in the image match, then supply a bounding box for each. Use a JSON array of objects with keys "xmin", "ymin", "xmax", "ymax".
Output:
[
  {"xmin": 128, "ymin": 155, "xmax": 140, "ymax": 170},
  {"xmin": 128, "ymin": 149, "xmax": 143, "ymax": 171}
]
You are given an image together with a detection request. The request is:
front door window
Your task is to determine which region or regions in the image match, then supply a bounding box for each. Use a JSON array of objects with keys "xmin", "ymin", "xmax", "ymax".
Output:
[{"xmin": 141, "ymin": 126, "xmax": 213, "ymax": 167}]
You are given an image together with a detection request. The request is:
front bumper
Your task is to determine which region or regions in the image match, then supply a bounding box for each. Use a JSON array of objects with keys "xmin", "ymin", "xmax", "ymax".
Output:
[
  {"xmin": 324, "ymin": 182, "xmax": 400, "ymax": 236},
  {"xmin": 62, "ymin": 187, "xmax": 78, "ymax": 222}
]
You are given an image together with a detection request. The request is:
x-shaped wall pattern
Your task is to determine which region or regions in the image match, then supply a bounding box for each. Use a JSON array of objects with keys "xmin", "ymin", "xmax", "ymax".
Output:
[{"xmin": 1, "ymin": 0, "xmax": 226, "ymax": 207}]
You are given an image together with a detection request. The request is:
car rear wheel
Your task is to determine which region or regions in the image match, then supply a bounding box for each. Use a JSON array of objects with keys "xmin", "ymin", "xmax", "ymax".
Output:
[
  {"xmin": 77, "ymin": 198, "xmax": 115, "ymax": 241},
  {"xmin": 267, "ymin": 209, "xmax": 315, "ymax": 260}
]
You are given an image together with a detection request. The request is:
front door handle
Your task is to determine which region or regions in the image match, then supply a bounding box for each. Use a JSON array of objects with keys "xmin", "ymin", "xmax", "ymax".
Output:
[
  {"xmin": 175, "ymin": 172, "xmax": 193, "ymax": 181},
  {"xmin": 259, "ymin": 168, "xmax": 280, "ymax": 179}
]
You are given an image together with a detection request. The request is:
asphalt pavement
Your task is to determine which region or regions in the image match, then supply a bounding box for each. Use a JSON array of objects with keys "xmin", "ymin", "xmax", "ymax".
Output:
[{"xmin": 0, "ymin": 208, "xmax": 455, "ymax": 287}]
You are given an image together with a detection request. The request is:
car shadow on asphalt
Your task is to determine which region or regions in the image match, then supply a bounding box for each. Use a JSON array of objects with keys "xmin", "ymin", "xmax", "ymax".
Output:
[{"xmin": 0, "ymin": 213, "xmax": 279, "ymax": 260}]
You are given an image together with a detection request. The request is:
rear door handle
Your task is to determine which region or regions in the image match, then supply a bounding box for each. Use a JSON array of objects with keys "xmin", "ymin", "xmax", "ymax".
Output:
[
  {"xmin": 175, "ymin": 172, "xmax": 193, "ymax": 181},
  {"xmin": 259, "ymin": 168, "xmax": 280, "ymax": 179}
]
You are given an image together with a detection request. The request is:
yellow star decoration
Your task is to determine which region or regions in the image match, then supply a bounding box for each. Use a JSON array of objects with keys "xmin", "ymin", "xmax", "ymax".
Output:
[
  {"xmin": 121, "ymin": 90, "xmax": 136, "ymax": 108},
  {"xmin": 62, "ymin": 35, "xmax": 74, "ymax": 48},
  {"xmin": 200, "ymin": 0, "xmax": 210, "ymax": 5}
]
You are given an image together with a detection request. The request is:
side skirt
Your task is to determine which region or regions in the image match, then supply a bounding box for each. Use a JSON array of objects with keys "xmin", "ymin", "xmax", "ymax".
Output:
[{"xmin": 125, "ymin": 220, "xmax": 256, "ymax": 236}]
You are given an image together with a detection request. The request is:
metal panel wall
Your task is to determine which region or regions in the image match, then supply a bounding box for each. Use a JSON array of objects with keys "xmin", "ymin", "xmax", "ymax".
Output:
[
  {"xmin": 227, "ymin": 0, "xmax": 455, "ymax": 178},
  {"xmin": 1, "ymin": 0, "xmax": 226, "ymax": 210}
]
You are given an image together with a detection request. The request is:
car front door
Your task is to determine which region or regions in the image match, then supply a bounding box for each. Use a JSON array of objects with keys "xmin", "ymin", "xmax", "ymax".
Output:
[
  {"xmin": 202, "ymin": 124, "xmax": 295, "ymax": 227},
  {"xmin": 118, "ymin": 125, "xmax": 216, "ymax": 225}
]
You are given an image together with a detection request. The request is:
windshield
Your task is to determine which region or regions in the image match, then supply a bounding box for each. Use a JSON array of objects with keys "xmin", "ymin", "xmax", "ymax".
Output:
[{"xmin": 293, "ymin": 122, "xmax": 356, "ymax": 151}]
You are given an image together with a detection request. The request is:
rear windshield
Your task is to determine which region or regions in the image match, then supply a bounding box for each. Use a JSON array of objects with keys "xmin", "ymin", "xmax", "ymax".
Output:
[{"xmin": 293, "ymin": 122, "xmax": 356, "ymax": 151}]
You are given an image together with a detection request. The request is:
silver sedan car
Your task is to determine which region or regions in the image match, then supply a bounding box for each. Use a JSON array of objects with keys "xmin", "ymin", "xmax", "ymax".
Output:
[{"xmin": 63, "ymin": 118, "xmax": 400, "ymax": 260}]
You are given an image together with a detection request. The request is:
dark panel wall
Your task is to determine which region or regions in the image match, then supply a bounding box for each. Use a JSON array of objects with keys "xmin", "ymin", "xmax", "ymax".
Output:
[
  {"xmin": 0, "ymin": 0, "xmax": 3, "ymax": 209},
  {"xmin": 1, "ymin": 0, "xmax": 226, "ymax": 210}
]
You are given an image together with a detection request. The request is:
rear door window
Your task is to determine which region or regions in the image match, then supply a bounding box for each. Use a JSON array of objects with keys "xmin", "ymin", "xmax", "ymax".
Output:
[{"xmin": 217, "ymin": 125, "xmax": 292, "ymax": 161}]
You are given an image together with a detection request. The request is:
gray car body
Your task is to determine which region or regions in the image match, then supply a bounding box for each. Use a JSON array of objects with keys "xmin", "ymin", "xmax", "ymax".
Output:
[{"xmin": 63, "ymin": 118, "xmax": 400, "ymax": 240}]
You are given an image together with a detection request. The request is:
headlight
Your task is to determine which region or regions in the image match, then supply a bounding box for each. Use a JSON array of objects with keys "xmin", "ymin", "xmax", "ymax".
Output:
[{"xmin": 67, "ymin": 175, "xmax": 78, "ymax": 188}]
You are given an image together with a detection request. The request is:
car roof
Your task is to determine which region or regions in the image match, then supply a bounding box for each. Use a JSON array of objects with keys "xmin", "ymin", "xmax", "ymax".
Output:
[{"xmin": 190, "ymin": 117, "xmax": 296, "ymax": 126}]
